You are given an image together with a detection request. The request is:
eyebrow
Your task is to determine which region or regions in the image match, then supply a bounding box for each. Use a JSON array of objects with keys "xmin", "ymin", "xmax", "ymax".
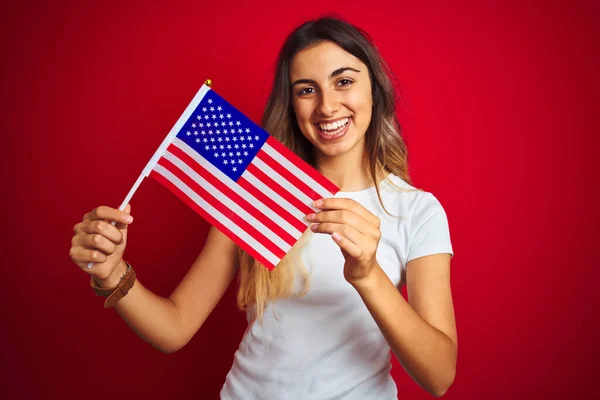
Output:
[{"xmin": 290, "ymin": 67, "xmax": 361, "ymax": 87}]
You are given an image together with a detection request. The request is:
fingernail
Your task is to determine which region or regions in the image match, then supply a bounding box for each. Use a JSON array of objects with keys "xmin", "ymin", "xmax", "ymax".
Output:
[
  {"xmin": 124, "ymin": 215, "xmax": 133, "ymax": 223},
  {"xmin": 310, "ymin": 224, "xmax": 318, "ymax": 232},
  {"xmin": 313, "ymin": 199, "xmax": 323, "ymax": 208},
  {"xmin": 305, "ymin": 213, "xmax": 316, "ymax": 221}
]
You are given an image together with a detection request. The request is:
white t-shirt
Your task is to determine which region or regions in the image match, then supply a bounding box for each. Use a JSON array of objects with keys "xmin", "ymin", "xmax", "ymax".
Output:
[{"xmin": 220, "ymin": 174, "xmax": 454, "ymax": 399}]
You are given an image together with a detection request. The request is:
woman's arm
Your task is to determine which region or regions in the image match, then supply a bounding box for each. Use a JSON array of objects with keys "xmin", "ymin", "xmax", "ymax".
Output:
[
  {"xmin": 352, "ymin": 253, "xmax": 457, "ymax": 397},
  {"xmin": 112, "ymin": 226, "xmax": 238, "ymax": 353}
]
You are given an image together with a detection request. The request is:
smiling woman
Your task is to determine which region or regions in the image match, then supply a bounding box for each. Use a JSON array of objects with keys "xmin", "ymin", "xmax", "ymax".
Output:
[{"xmin": 69, "ymin": 16, "xmax": 456, "ymax": 400}]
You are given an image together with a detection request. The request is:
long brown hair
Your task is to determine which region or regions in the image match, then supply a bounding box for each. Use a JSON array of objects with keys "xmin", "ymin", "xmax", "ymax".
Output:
[{"xmin": 237, "ymin": 16, "xmax": 412, "ymax": 321}]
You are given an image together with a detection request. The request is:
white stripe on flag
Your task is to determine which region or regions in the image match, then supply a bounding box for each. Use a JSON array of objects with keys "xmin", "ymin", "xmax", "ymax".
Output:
[
  {"xmin": 160, "ymin": 150, "xmax": 292, "ymax": 254},
  {"xmin": 172, "ymin": 138, "xmax": 304, "ymax": 238},
  {"xmin": 242, "ymin": 171, "xmax": 306, "ymax": 221},
  {"xmin": 262, "ymin": 143, "xmax": 333, "ymax": 198},
  {"xmin": 252, "ymin": 157, "xmax": 314, "ymax": 206},
  {"xmin": 152, "ymin": 163, "xmax": 281, "ymax": 267}
]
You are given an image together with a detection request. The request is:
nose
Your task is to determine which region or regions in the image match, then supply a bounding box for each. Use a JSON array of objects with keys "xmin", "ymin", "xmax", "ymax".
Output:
[{"xmin": 317, "ymin": 89, "xmax": 339, "ymax": 117}]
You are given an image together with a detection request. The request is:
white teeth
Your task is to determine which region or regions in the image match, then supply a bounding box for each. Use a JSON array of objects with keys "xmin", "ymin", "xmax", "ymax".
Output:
[{"xmin": 318, "ymin": 117, "xmax": 349, "ymax": 132}]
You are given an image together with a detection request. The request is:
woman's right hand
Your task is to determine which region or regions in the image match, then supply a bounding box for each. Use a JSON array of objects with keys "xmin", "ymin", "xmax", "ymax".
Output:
[{"xmin": 70, "ymin": 204, "xmax": 134, "ymax": 288}]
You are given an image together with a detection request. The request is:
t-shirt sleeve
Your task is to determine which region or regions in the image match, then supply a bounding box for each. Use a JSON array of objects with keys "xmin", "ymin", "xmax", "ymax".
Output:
[{"xmin": 406, "ymin": 192, "xmax": 454, "ymax": 263}]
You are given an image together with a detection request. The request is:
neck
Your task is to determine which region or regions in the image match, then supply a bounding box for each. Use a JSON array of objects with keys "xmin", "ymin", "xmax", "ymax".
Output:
[{"xmin": 314, "ymin": 142, "xmax": 379, "ymax": 192}]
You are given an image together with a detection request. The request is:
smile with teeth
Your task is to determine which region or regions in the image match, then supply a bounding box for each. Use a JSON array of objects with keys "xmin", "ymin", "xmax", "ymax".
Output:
[{"xmin": 316, "ymin": 117, "xmax": 350, "ymax": 135}]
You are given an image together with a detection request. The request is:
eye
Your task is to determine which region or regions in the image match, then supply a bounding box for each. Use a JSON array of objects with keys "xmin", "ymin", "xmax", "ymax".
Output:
[
  {"xmin": 337, "ymin": 79, "xmax": 353, "ymax": 86},
  {"xmin": 298, "ymin": 87, "xmax": 316, "ymax": 96}
]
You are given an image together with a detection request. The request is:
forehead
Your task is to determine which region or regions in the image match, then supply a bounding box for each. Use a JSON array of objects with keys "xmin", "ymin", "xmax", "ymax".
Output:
[{"xmin": 289, "ymin": 41, "xmax": 365, "ymax": 80}]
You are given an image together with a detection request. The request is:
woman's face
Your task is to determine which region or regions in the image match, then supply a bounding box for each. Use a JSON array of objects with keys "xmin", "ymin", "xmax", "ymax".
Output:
[{"xmin": 289, "ymin": 40, "xmax": 373, "ymax": 160}]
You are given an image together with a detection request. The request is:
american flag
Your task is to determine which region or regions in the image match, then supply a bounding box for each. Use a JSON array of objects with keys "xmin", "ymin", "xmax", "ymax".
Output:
[{"xmin": 144, "ymin": 85, "xmax": 339, "ymax": 270}]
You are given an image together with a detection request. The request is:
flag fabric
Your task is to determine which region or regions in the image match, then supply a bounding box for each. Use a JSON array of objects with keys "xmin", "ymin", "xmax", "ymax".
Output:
[{"xmin": 144, "ymin": 85, "xmax": 339, "ymax": 270}]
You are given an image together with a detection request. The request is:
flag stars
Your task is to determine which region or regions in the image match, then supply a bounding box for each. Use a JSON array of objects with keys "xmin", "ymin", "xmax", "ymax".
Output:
[
  {"xmin": 217, "ymin": 106, "xmax": 222, "ymax": 111},
  {"xmin": 234, "ymin": 144, "xmax": 239, "ymax": 149},
  {"xmin": 236, "ymin": 121, "xmax": 241, "ymax": 126},
  {"xmin": 221, "ymin": 152, "xmax": 226, "ymax": 157},
  {"xmin": 232, "ymin": 167, "xmax": 237, "ymax": 172},
  {"xmin": 238, "ymin": 129, "xmax": 243, "ymax": 133},
  {"xmin": 210, "ymin": 106, "xmax": 215, "ymax": 112},
  {"xmin": 214, "ymin": 153, "xmax": 219, "ymax": 157},
  {"xmin": 203, "ymin": 138, "xmax": 208, "ymax": 143},
  {"xmin": 191, "ymin": 123, "xmax": 196, "ymax": 128},
  {"xmin": 243, "ymin": 151, "xmax": 248, "ymax": 156},
  {"xmin": 212, "ymin": 145, "xmax": 217, "ymax": 150},
  {"xmin": 204, "ymin": 115, "xmax": 209, "ymax": 120},
  {"xmin": 199, "ymin": 123, "xmax": 204, "ymax": 128},
  {"xmin": 201, "ymin": 131, "xmax": 206, "ymax": 135},
  {"xmin": 205, "ymin": 145, "xmax": 210, "ymax": 150},
  {"xmin": 229, "ymin": 121, "xmax": 233, "ymax": 126},
  {"xmin": 194, "ymin": 131, "xmax": 198, "ymax": 135},
  {"xmin": 196, "ymin": 138, "xmax": 201, "ymax": 143},
  {"xmin": 238, "ymin": 159, "xmax": 243, "ymax": 164},
  {"xmin": 249, "ymin": 143, "xmax": 254, "ymax": 148},
  {"xmin": 219, "ymin": 114, "xmax": 224, "ymax": 119},
  {"xmin": 209, "ymin": 130, "xmax": 213, "ymax": 135},
  {"xmin": 186, "ymin": 131, "xmax": 191, "ymax": 136},
  {"xmin": 232, "ymin": 137, "xmax": 237, "ymax": 142},
  {"xmin": 229, "ymin": 152, "xmax": 234, "ymax": 157},
  {"xmin": 221, "ymin": 122, "xmax": 226, "ymax": 127},
  {"xmin": 255, "ymin": 136, "xmax": 259, "ymax": 141},
  {"xmin": 248, "ymin": 136, "xmax": 253, "ymax": 141},
  {"xmin": 227, "ymin": 113, "xmax": 232, "ymax": 118},
  {"xmin": 197, "ymin": 115, "xmax": 202, "ymax": 120},
  {"xmin": 227, "ymin": 144, "xmax": 232, "ymax": 149},
  {"xmin": 242, "ymin": 144, "xmax": 246, "ymax": 149},
  {"xmin": 208, "ymin": 99, "xmax": 213, "ymax": 104},
  {"xmin": 225, "ymin": 137, "xmax": 230, "ymax": 142},
  {"xmin": 218, "ymin": 137, "xmax": 223, "ymax": 142},
  {"xmin": 223, "ymin": 160, "xmax": 228, "ymax": 165},
  {"xmin": 245, "ymin": 128, "xmax": 251, "ymax": 133},
  {"xmin": 216, "ymin": 130, "xmax": 221, "ymax": 134},
  {"xmin": 202, "ymin": 107, "xmax": 207, "ymax": 112},
  {"xmin": 212, "ymin": 114, "xmax": 217, "ymax": 119},
  {"xmin": 210, "ymin": 137, "xmax": 215, "ymax": 142}
]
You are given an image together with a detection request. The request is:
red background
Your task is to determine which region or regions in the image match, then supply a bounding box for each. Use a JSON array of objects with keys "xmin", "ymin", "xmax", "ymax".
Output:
[{"xmin": 2, "ymin": 0, "xmax": 598, "ymax": 398}]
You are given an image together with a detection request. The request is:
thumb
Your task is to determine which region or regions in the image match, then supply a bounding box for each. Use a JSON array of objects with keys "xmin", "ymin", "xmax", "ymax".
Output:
[{"xmin": 114, "ymin": 203, "xmax": 132, "ymax": 230}]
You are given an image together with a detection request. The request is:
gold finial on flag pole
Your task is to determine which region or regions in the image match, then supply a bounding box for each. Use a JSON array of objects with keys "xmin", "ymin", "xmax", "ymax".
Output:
[{"xmin": 204, "ymin": 79, "xmax": 212, "ymax": 87}]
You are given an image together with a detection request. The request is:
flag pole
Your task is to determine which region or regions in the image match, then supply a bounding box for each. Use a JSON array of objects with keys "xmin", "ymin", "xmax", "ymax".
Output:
[{"xmin": 86, "ymin": 79, "xmax": 213, "ymax": 270}]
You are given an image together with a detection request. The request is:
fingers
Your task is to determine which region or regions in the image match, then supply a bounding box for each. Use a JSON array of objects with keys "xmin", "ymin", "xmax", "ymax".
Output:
[
  {"xmin": 69, "ymin": 245, "xmax": 109, "ymax": 267},
  {"xmin": 310, "ymin": 222, "xmax": 362, "ymax": 247},
  {"xmin": 313, "ymin": 198, "xmax": 380, "ymax": 229},
  {"xmin": 83, "ymin": 204, "xmax": 133, "ymax": 226},
  {"xmin": 73, "ymin": 220, "xmax": 124, "ymax": 244},
  {"xmin": 306, "ymin": 209, "xmax": 380, "ymax": 239}
]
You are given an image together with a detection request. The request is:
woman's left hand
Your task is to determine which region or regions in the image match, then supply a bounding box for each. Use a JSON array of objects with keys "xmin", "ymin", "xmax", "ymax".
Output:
[{"xmin": 306, "ymin": 198, "xmax": 382, "ymax": 286}]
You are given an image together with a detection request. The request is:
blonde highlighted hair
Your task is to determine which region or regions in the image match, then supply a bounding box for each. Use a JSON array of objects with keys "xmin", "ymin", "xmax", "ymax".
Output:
[{"xmin": 237, "ymin": 16, "xmax": 412, "ymax": 321}]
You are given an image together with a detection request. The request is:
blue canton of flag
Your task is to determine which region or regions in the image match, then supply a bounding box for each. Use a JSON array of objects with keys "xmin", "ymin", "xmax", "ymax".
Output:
[{"xmin": 176, "ymin": 90, "xmax": 269, "ymax": 182}]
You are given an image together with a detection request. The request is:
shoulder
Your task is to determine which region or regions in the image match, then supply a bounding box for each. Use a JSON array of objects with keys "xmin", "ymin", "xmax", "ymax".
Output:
[{"xmin": 379, "ymin": 174, "xmax": 447, "ymax": 219}]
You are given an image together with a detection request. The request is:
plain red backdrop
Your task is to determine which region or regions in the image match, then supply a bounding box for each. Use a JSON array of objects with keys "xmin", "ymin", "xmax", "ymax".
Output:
[{"xmin": 1, "ymin": 0, "xmax": 598, "ymax": 399}]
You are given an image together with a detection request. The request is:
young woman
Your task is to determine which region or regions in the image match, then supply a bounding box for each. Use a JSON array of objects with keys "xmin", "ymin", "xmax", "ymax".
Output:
[{"xmin": 69, "ymin": 17, "xmax": 457, "ymax": 399}]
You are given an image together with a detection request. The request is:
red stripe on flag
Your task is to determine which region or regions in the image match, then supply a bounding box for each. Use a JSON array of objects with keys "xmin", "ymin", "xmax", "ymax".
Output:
[
  {"xmin": 266, "ymin": 136, "xmax": 339, "ymax": 194},
  {"xmin": 156, "ymin": 157, "xmax": 286, "ymax": 261},
  {"xmin": 167, "ymin": 144, "xmax": 297, "ymax": 247},
  {"xmin": 238, "ymin": 176, "xmax": 308, "ymax": 234},
  {"xmin": 256, "ymin": 150, "xmax": 322, "ymax": 201},
  {"xmin": 149, "ymin": 169, "xmax": 278, "ymax": 270},
  {"xmin": 246, "ymin": 163, "xmax": 315, "ymax": 216}
]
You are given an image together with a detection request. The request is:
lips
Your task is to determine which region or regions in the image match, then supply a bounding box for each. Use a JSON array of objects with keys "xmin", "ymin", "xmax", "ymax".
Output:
[{"xmin": 314, "ymin": 118, "xmax": 351, "ymax": 141}]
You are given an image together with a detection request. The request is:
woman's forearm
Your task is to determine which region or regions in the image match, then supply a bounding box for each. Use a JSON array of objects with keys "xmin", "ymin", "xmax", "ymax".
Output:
[
  {"xmin": 352, "ymin": 265, "xmax": 457, "ymax": 397},
  {"xmin": 100, "ymin": 262, "xmax": 184, "ymax": 354}
]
